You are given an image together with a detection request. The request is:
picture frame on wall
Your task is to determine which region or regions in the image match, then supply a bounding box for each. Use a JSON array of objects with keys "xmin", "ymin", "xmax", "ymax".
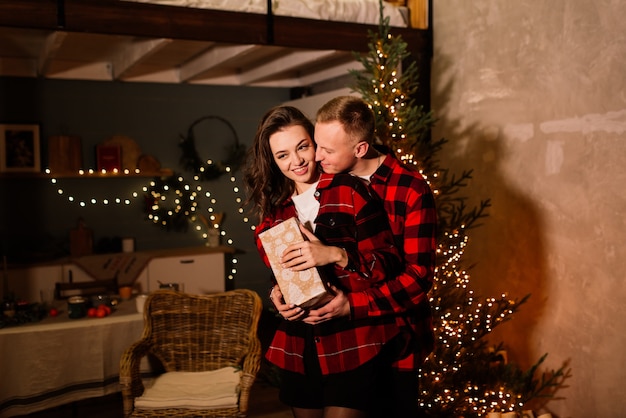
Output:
[{"xmin": 0, "ymin": 124, "xmax": 41, "ymax": 173}]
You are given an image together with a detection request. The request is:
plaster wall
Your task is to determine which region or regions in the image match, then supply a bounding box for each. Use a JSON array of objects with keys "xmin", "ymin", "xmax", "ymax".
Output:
[{"xmin": 431, "ymin": 1, "xmax": 626, "ymax": 416}]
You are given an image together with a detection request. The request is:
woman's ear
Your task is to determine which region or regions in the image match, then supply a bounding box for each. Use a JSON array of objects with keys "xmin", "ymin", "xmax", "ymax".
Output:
[{"xmin": 354, "ymin": 141, "xmax": 369, "ymax": 158}]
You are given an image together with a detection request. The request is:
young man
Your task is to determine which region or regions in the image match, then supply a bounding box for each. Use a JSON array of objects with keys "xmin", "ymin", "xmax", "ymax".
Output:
[{"xmin": 309, "ymin": 95, "xmax": 437, "ymax": 417}]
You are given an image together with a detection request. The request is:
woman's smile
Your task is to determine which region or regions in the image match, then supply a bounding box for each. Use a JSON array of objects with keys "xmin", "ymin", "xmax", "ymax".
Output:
[{"xmin": 269, "ymin": 125, "xmax": 319, "ymax": 187}]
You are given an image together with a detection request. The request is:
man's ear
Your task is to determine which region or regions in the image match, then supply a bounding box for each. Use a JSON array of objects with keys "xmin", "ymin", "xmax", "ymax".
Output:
[{"xmin": 354, "ymin": 141, "xmax": 369, "ymax": 158}]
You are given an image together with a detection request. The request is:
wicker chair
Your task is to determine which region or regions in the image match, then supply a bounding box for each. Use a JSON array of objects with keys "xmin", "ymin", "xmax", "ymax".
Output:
[{"xmin": 119, "ymin": 289, "xmax": 263, "ymax": 418}]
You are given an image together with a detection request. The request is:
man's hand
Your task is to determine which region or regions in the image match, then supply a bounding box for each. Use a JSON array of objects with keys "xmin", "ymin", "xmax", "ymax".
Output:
[
  {"xmin": 269, "ymin": 285, "xmax": 306, "ymax": 321},
  {"xmin": 303, "ymin": 285, "xmax": 350, "ymax": 324}
]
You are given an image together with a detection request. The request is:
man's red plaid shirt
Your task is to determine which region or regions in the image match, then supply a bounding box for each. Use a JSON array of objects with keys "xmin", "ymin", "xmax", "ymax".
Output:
[{"xmin": 349, "ymin": 153, "xmax": 438, "ymax": 372}]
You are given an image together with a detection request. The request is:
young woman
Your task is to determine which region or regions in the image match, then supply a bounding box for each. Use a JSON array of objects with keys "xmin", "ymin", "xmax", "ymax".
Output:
[{"xmin": 244, "ymin": 105, "xmax": 402, "ymax": 418}]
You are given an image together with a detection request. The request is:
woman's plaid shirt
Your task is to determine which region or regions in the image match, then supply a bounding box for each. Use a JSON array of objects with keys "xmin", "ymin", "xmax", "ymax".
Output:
[{"xmin": 255, "ymin": 172, "xmax": 403, "ymax": 375}]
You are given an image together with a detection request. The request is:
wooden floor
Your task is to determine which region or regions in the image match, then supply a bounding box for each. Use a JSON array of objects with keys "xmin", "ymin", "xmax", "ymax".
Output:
[{"xmin": 19, "ymin": 380, "xmax": 292, "ymax": 418}]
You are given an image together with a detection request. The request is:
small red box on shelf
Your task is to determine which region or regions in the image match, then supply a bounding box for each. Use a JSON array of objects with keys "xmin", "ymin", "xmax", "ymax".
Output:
[{"xmin": 96, "ymin": 144, "xmax": 121, "ymax": 172}]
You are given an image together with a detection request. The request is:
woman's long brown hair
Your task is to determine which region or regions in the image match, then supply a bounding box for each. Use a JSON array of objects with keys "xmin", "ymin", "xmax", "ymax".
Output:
[{"xmin": 243, "ymin": 105, "xmax": 316, "ymax": 222}]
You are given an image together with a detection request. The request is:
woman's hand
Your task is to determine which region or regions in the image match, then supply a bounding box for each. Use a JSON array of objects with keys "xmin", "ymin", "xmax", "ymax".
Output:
[
  {"xmin": 269, "ymin": 285, "xmax": 306, "ymax": 321},
  {"xmin": 280, "ymin": 225, "xmax": 348, "ymax": 270}
]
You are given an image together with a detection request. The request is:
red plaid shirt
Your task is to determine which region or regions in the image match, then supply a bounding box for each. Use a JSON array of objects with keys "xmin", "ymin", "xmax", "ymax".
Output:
[
  {"xmin": 256, "ymin": 172, "xmax": 402, "ymax": 375},
  {"xmin": 348, "ymin": 153, "xmax": 437, "ymax": 371}
]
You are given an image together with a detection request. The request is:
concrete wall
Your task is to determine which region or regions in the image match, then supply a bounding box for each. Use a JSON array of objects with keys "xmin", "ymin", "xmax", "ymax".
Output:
[{"xmin": 431, "ymin": 1, "xmax": 626, "ymax": 416}]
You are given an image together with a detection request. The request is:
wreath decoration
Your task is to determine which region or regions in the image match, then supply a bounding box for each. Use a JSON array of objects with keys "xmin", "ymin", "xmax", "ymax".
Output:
[
  {"xmin": 179, "ymin": 115, "xmax": 247, "ymax": 181},
  {"xmin": 144, "ymin": 174, "xmax": 198, "ymax": 232}
]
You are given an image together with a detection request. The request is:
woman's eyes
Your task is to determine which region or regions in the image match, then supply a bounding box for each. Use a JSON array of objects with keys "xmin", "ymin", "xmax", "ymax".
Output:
[{"xmin": 276, "ymin": 144, "xmax": 310, "ymax": 159}]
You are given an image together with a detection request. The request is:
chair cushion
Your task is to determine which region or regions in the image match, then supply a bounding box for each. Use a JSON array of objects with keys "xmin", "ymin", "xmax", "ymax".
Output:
[{"xmin": 134, "ymin": 367, "xmax": 241, "ymax": 410}]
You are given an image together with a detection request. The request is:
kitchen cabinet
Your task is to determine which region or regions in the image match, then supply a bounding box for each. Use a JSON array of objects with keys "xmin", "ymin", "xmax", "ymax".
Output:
[
  {"xmin": 3, "ymin": 246, "xmax": 235, "ymax": 303},
  {"xmin": 138, "ymin": 249, "xmax": 233, "ymax": 295}
]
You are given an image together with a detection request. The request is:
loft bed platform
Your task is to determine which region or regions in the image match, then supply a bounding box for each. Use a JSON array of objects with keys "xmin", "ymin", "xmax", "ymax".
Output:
[{"xmin": 0, "ymin": 0, "xmax": 431, "ymax": 90}]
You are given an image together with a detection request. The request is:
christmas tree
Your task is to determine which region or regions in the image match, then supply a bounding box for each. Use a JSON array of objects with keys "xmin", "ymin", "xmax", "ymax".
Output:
[{"xmin": 350, "ymin": 4, "xmax": 568, "ymax": 417}]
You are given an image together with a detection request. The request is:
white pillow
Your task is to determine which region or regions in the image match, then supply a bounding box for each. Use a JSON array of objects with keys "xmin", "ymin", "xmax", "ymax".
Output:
[{"xmin": 135, "ymin": 367, "xmax": 241, "ymax": 410}]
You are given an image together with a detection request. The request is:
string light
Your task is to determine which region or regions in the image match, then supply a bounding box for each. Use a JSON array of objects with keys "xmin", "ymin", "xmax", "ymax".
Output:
[
  {"xmin": 45, "ymin": 165, "xmax": 247, "ymax": 281},
  {"xmin": 420, "ymin": 212, "xmax": 532, "ymax": 415},
  {"xmin": 46, "ymin": 168, "xmax": 143, "ymax": 206}
]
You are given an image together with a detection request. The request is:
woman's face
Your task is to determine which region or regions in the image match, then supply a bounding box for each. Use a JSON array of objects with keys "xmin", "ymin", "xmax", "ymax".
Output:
[{"xmin": 269, "ymin": 124, "xmax": 318, "ymax": 190}]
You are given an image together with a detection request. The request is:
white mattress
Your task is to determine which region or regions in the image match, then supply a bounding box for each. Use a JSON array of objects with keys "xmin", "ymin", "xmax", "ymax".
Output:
[{"xmin": 126, "ymin": 0, "xmax": 410, "ymax": 27}]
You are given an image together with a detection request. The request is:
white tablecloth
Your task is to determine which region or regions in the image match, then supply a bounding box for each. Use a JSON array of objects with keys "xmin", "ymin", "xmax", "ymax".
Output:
[{"xmin": 0, "ymin": 299, "xmax": 145, "ymax": 417}]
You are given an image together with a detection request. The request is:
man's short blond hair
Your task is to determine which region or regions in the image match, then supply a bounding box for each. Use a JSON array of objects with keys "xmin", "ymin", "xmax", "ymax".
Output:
[{"xmin": 316, "ymin": 96, "xmax": 376, "ymax": 145}]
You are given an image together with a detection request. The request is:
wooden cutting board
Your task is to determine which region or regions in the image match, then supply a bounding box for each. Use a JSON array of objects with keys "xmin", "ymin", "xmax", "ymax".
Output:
[{"xmin": 48, "ymin": 135, "xmax": 83, "ymax": 173}]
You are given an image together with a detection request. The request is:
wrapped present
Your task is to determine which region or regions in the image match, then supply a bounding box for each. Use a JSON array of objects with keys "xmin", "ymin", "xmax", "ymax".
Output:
[{"xmin": 259, "ymin": 217, "xmax": 331, "ymax": 309}]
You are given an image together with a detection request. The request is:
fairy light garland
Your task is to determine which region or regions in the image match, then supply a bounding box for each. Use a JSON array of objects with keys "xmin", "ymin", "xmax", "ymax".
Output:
[
  {"xmin": 47, "ymin": 168, "xmax": 247, "ymax": 238},
  {"xmin": 49, "ymin": 168, "xmax": 246, "ymax": 283},
  {"xmin": 176, "ymin": 115, "xmax": 248, "ymax": 281},
  {"xmin": 424, "ymin": 221, "xmax": 526, "ymax": 415},
  {"xmin": 144, "ymin": 174, "xmax": 199, "ymax": 231},
  {"xmin": 46, "ymin": 168, "xmax": 144, "ymax": 206},
  {"xmin": 45, "ymin": 115, "xmax": 249, "ymax": 282}
]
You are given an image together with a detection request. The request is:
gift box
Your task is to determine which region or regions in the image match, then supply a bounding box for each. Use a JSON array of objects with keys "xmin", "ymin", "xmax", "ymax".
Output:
[{"xmin": 259, "ymin": 217, "xmax": 331, "ymax": 309}]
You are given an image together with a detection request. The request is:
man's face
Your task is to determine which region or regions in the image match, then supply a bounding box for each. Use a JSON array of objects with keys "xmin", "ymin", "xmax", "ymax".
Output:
[{"xmin": 315, "ymin": 121, "xmax": 358, "ymax": 174}]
